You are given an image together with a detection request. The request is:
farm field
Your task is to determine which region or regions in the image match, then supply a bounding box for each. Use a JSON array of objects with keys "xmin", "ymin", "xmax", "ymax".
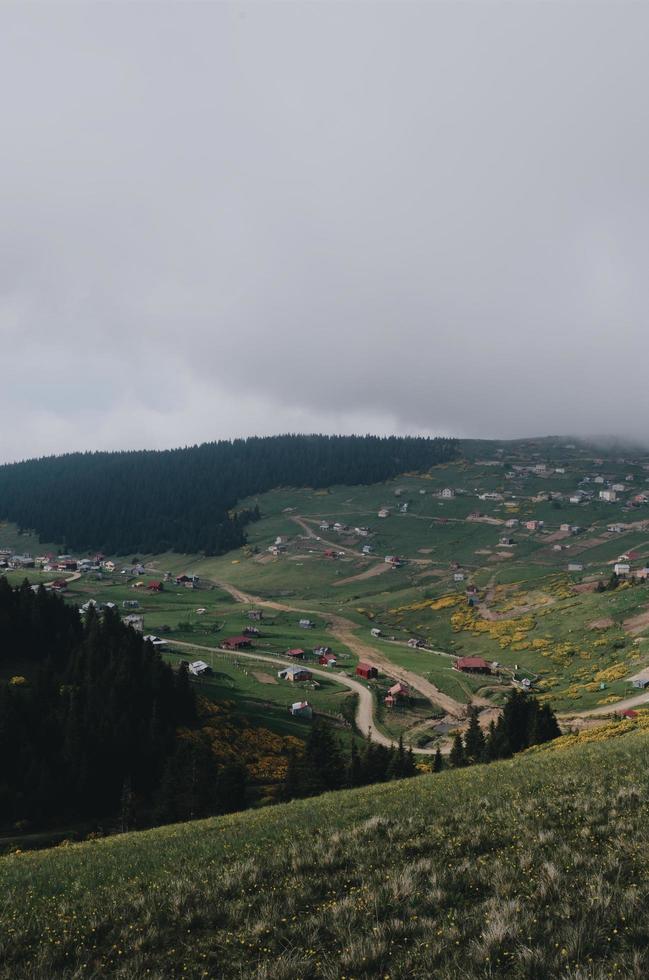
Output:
[{"xmin": 3, "ymin": 718, "xmax": 649, "ymax": 978}]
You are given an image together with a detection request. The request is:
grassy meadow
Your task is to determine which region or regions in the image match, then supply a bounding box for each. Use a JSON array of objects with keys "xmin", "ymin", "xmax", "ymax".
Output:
[{"xmin": 3, "ymin": 720, "xmax": 649, "ymax": 978}]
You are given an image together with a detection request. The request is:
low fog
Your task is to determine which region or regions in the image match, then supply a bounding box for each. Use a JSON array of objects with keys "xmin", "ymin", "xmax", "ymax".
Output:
[{"xmin": 1, "ymin": 2, "xmax": 647, "ymax": 462}]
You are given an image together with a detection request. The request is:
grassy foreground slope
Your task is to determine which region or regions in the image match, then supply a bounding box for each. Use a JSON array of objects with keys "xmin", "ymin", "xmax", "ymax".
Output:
[{"xmin": 3, "ymin": 730, "xmax": 649, "ymax": 978}]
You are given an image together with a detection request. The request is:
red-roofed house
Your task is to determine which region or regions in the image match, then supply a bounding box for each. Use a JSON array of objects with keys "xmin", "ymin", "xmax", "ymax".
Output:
[
  {"xmin": 356, "ymin": 662, "xmax": 378, "ymax": 680},
  {"xmin": 221, "ymin": 636, "xmax": 252, "ymax": 650},
  {"xmin": 285, "ymin": 648, "xmax": 305, "ymax": 659},
  {"xmin": 147, "ymin": 581, "xmax": 164, "ymax": 592}
]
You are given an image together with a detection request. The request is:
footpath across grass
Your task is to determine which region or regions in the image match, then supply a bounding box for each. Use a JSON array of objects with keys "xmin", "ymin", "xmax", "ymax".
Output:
[{"xmin": 3, "ymin": 726, "xmax": 649, "ymax": 978}]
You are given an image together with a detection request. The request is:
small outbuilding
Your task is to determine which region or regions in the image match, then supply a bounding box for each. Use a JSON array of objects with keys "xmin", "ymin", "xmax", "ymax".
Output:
[{"xmin": 356, "ymin": 662, "xmax": 378, "ymax": 680}]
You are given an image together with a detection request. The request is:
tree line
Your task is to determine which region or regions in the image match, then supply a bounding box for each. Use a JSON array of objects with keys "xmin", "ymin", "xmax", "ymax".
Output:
[
  {"xmin": 283, "ymin": 723, "xmax": 417, "ymax": 800},
  {"xmin": 0, "ymin": 579, "xmax": 211, "ymax": 831},
  {"xmin": 0, "ymin": 434, "xmax": 458, "ymax": 555},
  {"xmin": 448, "ymin": 691, "xmax": 561, "ymax": 769}
]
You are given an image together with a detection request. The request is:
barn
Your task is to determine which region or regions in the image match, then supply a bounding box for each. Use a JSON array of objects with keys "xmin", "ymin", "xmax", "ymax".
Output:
[
  {"xmin": 222, "ymin": 635, "xmax": 253, "ymax": 650},
  {"xmin": 356, "ymin": 662, "xmax": 378, "ymax": 680},
  {"xmin": 285, "ymin": 648, "xmax": 305, "ymax": 659}
]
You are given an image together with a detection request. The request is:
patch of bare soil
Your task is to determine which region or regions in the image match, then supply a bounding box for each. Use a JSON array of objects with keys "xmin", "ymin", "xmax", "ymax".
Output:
[
  {"xmin": 334, "ymin": 563, "xmax": 392, "ymax": 587},
  {"xmin": 624, "ymin": 607, "xmax": 649, "ymax": 636},
  {"xmin": 572, "ymin": 582, "xmax": 598, "ymax": 594},
  {"xmin": 467, "ymin": 515, "xmax": 504, "ymax": 525},
  {"xmin": 544, "ymin": 529, "xmax": 571, "ymax": 543},
  {"xmin": 488, "ymin": 551, "xmax": 513, "ymax": 561},
  {"xmin": 415, "ymin": 569, "xmax": 446, "ymax": 581},
  {"xmin": 418, "ymin": 548, "xmax": 433, "ymax": 554},
  {"xmin": 589, "ymin": 618, "xmax": 614, "ymax": 630},
  {"xmin": 252, "ymin": 672, "xmax": 277, "ymax": 684}
]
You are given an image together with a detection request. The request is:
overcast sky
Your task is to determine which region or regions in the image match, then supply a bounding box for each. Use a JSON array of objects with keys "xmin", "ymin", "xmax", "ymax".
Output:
[{"xmin": 1, "ymin": 2, "xmax": 647, "ymax": 463}]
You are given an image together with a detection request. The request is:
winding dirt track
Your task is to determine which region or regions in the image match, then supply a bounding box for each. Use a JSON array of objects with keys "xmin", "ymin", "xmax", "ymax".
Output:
[
  {"xmin": 168, "ymin": 638, "xmax": 398, "ymax": 749},
  {"xmin": 212, "ymin": 578, "xmax": 469, "ymax": 718}
]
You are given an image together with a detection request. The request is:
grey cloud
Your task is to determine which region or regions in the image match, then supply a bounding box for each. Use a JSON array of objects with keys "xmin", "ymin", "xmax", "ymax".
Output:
[{"xmin": 1, "ymin": 2, "xmax": 648, "ymax": 462}]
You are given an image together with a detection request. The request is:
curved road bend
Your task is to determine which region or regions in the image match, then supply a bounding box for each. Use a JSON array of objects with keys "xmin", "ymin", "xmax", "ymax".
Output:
[
  {"xmin": 210, "ymin": 579, "xmax": 470, "ymax": 718},
  {"xmin": 168, "ymin": 638, "xmax": 398, "ymax": 750}
]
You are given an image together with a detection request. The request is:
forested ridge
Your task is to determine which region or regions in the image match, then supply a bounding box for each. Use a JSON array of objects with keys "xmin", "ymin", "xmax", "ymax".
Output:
[
  {"xmin": 0, "ymin": 434, "xmax": 458, "ymax": 555},
  {"xmin": 0, "ymin": 579, "xmax": 199, "ymax": 830}
]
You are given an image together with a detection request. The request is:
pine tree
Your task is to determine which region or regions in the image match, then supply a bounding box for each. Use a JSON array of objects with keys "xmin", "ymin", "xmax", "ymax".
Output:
[
  {"xmin": 432, "ymin": 747, "xmax": 443, "ymax": 772},
  {"xmin": 449, "ymin": 733, "xmax": 466, "ymax": 768},
  {"xmin": 463, "ymin": 706, "xmax": 486, "ymax": 764}
]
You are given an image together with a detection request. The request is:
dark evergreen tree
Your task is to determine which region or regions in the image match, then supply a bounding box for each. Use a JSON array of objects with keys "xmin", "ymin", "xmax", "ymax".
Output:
[
  {"xmin": 432, "ymin": 747, "xmax": 443, "ymax": 772},
  {"xmin": 449, "ymin": 733, "xmax": 466, "ymax": 768},
  {"xmin": 463, "ymin": 706, "xmax": 486, "ymax": 764}
]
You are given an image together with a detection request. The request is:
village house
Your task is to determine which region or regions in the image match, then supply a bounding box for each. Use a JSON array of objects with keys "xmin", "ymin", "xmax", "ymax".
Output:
[
  {"xmin": 189, "ymin": 660, "xmax": 212, "ymax": 676},
  {"xmin": 318, "ymin": 651, "xmax": 337, "ymax": 666},
  {"xmin": 289, "ymin": 701, "xmax": 313, "ymax": 718},
  {"xmin": 377, "ymin": 507, "xmax": 390, "ymax": 518},
  {"xmin": 568, "ymin": 562, "xmax": 583, "ymax": 572},
  {"xmin": 407, "ymin": 638, "xmax": 422, "ymax": 648},
  {"xmin": 384, "ymin": 681, "xmax": 409, "ymax": 707},
  {"xmin": 454, "ymin": 656, "xmax": 492, "ymax": 675},
  {"xmin": 123, "ymin": 614, "xmax": 144, "ymax": 631},
  {"xmin": 248, "ymin": 609, "xmax": 263, "ymax": 621},
  {"xmin": 319, "ymin": 520, "xmax": 332, "ymax": 531},
  {"xmin": 299, "ymin": 618, "xmax": 314, "ymax": 629},
  {"xmin": 356, "ymin": 662, "xmax": 378, "ymax": 680},
  {"xmin": 441, "ymin": 488, "xmax": 455, "ymax": 498},
  {"xmin": 505, "ymin": 518, "xmax": 519, "ymax": 528},
  {"xmin": 600, "ymin": 490, "xmax": 617, "ymax": 502},
  {"xmin": 221, "ymin": 635, "xmax": 253, "ymax": 650},
  {"xmin": 354, "ymin": 526, "xmax": 370, "ymax": 536},
  {"xmin": 569, "ymin": 493, "xmax": 584, "ymax": 504},
  {"xmin": 525, "ymin": 520, "xmax": 543, "ymax": 531},
  {"xmin": 560, "ymin": 523, "xmax": 571, "ymax": 532},
  {"xmin": 614, "ymin": 562, "xmax": 631, "ymax": 577},
  {"xmin": 243, "ymin": 626, "xmax": 260, "ymax": 637},
  {"xmin": 362, "ymin": 544, "xmax": 374, "ymax": 555},
  {"xmin": 370, "ymin": 627, "xmax": 382, "ymax": 638},
  {"xmin": 144, "ymin": 635, "xmax": 167, "ymax": 649},
  {"xmin": 607, "ymin": 524, "xmax": 624, "ymax": 533},
  {"xmin": 147, "ymin": 580, "xmax": 164, "ymax": 592},
  {"xmin": 611, "ymin": 483, "xmax": 626, "ymax": 493},
  {"xmin": 454, "ymin": 571, "xmax": 465, "ymax": 581},
  {"xmin": 278, "ymin": 666, "xmax": 312, "ymax": 682},
  {"xmin": 499, "ymin": 536, "xmax": 515, "ymax": 546},
  {"xmin": 284, "ymin": 648, "xmax": 305, "ymax": 660}
]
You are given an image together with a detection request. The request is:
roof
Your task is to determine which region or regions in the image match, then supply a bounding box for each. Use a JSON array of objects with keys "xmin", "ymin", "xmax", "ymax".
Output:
[
  {"xmin": 291, "ymin": 701, "xmax": 310, "ymax": 710},
  {"xmin": 223, "ymin": 635, "xmax": 251, "ymax": 645},
  {"xmin": 388, "ymin": 682, "xmax": 409, "ymax": 696},
  {"xmin": 455, "ymin": 656, "xmax": 491, "ymax": 670},
  {"xmin": 286, "ymin": 648, "xmax": 305, "ymax": 656},
  {"xmin": 357, "ymin": 661, "xmax": 375, "ymax": 671}
]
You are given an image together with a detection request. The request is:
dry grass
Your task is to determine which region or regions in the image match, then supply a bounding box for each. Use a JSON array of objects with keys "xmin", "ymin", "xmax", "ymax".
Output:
[{"xmin": 2, "ymin": 729, "xmax": 649, "ymax": 977}]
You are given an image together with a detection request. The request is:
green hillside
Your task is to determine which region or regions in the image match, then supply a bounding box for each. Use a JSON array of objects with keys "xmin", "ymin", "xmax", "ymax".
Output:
[{"xmin": 3, "ymin": 722, "xmax": 649, "ymax": 978}]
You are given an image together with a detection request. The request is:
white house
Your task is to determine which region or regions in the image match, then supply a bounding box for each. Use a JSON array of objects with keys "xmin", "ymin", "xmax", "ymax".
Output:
[
  {"xmin": 189, "ymin": 660, "xmax": 211, "ymax": 676},
  {"xmin": 614, "ymin": 563, "xmax": 631, "ymax": 576},
  {"xmin": 599, "ymin": 490, "xmax": 617, "ymax": 502},
  {"xmin": 290, "ymin": 701, "xmax": 313, "ymax": 718},
  {"xmin": 568, "ymin": 562, "xmax": 583, "ymax": 572},
  {"xmin": 441, "ymin": 488, "xmax": 455, "ymax": 499},
  {"xmin": 377, "ymin": 508, "xmax": 390, "ymax": 518}
]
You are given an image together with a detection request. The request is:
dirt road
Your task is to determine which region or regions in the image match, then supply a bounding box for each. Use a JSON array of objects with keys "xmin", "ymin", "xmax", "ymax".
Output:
[
  {"xmin": 212, "ymin": 579, "xmax": 469, "ymax": 718},
  {"xmin": 169, "ymin": 639, "xmax": 397, "ymax": 750}
]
